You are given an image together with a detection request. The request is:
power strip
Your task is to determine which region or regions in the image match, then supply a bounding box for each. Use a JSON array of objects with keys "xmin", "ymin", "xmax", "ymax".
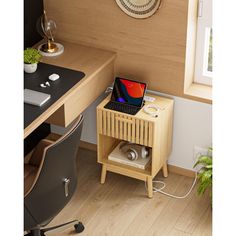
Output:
[{"xmin": 144, "ymin": 95, "xmax": 156, "ymax": 102}]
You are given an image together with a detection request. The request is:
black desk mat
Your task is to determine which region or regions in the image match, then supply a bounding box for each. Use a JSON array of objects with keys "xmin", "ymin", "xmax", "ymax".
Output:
[{"xmin": 24, "ymin": 63, "xmax": 85, "ymax": 128}]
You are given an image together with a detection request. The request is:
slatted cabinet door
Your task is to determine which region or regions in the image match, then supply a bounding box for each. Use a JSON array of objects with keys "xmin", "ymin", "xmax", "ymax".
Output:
[{"xmin": 97, "ymin": 109, "xmax": 154, "ymax": 147}]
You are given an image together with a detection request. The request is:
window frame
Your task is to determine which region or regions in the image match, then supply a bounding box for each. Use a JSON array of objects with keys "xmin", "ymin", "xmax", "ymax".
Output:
[{"xmin": 194, "ymin": 0, "xmax": 212, "ymax": 86}]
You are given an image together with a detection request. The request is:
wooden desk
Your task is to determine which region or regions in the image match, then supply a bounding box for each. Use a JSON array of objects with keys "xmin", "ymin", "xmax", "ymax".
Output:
[{"xmin": 24, "ymin": 41, "xmax": 116, "ymax": 138}]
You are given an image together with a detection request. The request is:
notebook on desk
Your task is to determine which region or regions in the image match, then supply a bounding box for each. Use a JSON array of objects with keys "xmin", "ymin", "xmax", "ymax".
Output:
[{"xmin": 24, "ymin": 89, "xmax": 51, "ymax": 107}]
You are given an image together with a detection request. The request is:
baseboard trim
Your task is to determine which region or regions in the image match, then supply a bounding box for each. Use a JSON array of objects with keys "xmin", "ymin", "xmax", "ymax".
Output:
[
  {"xmin": 79, "ymin": 141, "xmax": 195, "ymax": 178},
  {"xmin": 167, "ymin": 164, "xmax": 195, "ymax": 178},
  {"xmin": 79, "ymin": 140, "xmax": 97, "ymax": 152}
]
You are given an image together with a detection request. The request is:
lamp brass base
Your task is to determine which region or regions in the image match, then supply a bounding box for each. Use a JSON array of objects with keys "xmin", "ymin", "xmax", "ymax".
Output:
[
  {"xmin": 38, "ymin": 42, "xmax": 64, "ymax": 57},
  {"xmin": 40, "ymin": 42, "xmax": 59, "ymax": 53}
]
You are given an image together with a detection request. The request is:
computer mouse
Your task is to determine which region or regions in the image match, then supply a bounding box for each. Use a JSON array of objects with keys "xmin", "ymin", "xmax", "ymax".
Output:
[{"xmin": 49, "ymin": 73, "xmax": 60, "ymax": 81}]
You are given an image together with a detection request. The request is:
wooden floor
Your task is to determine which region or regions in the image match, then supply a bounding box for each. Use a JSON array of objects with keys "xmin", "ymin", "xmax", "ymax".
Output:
[{"xmin": 46, "ymin": 148, "xmax": 212, "ymax": 236}]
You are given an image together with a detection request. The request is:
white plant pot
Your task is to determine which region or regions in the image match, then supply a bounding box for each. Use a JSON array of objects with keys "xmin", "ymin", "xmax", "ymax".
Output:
[{"xmin": 24, "ymin": 63, "xmax": 38, "ymax": 73}]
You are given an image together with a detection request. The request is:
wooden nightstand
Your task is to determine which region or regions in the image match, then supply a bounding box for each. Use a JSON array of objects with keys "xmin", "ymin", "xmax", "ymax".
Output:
[{"xmin": 96, "ymin": 94, "xmax": 174, "ymax": 198}]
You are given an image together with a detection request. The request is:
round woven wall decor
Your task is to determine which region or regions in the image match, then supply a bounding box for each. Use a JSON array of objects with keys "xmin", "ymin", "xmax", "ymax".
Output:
[{"xmin": 115, "ymin": 0, "xmax": 162, "ymax": 19}]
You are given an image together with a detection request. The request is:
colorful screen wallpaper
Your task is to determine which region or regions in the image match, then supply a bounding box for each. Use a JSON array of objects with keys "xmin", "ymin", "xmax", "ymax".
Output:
[{"xmin": 111, "ymin": 78, "xmax": 146, "ymax": 107}]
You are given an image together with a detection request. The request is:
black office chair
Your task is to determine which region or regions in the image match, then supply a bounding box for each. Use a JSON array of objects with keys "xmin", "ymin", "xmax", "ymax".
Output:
[{"xmin": 24, "ymin": 115, "xmax": 84, "ymax": 236}]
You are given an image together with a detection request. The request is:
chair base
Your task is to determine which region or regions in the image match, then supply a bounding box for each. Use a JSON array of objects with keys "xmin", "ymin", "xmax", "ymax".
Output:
[{"xmin": 25, "ymin": 220, "xmax": 84, "ymax": 236}]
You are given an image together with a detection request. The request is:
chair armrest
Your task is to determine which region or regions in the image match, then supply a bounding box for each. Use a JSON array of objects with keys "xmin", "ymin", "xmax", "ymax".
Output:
[{"xmin": 29, "ymin": 139, "xmax": 55, "ymax": 167}]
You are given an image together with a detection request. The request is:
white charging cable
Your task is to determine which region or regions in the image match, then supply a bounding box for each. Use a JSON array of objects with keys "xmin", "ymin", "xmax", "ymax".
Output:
[
  {"xmin": 143, "ymin": 104, "xmax": 164, "ymax": 118},
  {"xmin": 105, "ymin": 86, "xmax": 113, "ymax": 94},
  {"xmin": 145, "ymin": 172, "xmax": 198, "ymax": 199}
]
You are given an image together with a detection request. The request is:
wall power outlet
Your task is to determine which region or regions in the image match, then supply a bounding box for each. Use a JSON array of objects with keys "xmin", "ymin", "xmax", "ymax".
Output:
[{"xmin": 193, "ymin": 146, "xmax": 209, "ymax": 171}]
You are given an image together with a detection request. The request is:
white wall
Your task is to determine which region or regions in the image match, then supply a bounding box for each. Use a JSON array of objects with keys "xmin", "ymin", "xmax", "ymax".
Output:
[
  {"xmin": 52, "ymin": 91, "xmax": 212, "ymax": 171},
  {"xmin": 151, "ymin": 92, "xmax": 212, "ymax": 171}
]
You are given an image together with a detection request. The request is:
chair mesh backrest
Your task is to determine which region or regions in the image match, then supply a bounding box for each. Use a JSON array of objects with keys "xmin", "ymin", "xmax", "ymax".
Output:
[{"xmin": 24, "ymin": 116, "xmax": 84, "ymax": 229}]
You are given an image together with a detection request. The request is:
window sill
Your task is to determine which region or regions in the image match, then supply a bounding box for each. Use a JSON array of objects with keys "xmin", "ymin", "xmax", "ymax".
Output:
[{"xmin": 184, "ymin": 83, "xmax": 212, "ymax": 104}]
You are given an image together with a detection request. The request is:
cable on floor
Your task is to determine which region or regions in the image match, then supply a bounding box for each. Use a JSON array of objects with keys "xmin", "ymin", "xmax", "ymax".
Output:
[{"xmin": 145, "ymin": 172, "xmax": 198, "ymax": 199}]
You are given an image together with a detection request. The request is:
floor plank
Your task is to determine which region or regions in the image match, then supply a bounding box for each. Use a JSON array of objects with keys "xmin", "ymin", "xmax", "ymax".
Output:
[
  {"xmin": 144, "ymin": 176, "xmax": 196, "ymax": 236},
  {"xmin": 168, "ymin": 229, "xmax": 191, "ymax": 236},
  {"xmin": 44, "ymin": 148, "xmax": 212, "ymax": 236},
  {"xmin": 174, "ymin": 188, "xmax": 211, "ymax": 234},
  {"xmin": 123, "ymin": 174, "xmax": 184, "ymax": 236},
  {"xmin": 192, "ymin": 206, "xmax": 212, "ymax": 236}
]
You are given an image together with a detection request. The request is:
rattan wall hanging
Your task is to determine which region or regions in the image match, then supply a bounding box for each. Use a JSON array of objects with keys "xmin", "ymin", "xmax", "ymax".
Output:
[{"xmin": 115, "ymin": 0, "xmax": 162, "ymax": 19}]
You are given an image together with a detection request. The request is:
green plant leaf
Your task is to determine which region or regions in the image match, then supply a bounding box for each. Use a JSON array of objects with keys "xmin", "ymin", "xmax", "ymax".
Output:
[
  {"xmin": 199, "ymin": 155, "xmax": 212, "ymax": 164},
  {"xmin": 205, "ymin": 164, "xmax": 212, "ymax": 169},
  {"xmin": 24, "ymin": 48, "xmax": 41, "ymax": 64},
  {"xmin": 194, "ymin": 155, "xmax": 212, "ymax": 168},
  {"xmin": 193, "ymin": 147, "xmax": 212, "ymax": 199},
  {"xmin": 197, "ymin": 178, "xmax": 212, "ymax": 195},
  {"xmin": 200, "ymin": 170, "xmax": 212, "ymax": 182}
]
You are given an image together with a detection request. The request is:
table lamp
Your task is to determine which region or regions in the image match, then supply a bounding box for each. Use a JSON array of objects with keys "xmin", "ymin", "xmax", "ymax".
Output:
[{"xmin": 37, "ymin": 10, "xmax": 64, "ymax": 57}]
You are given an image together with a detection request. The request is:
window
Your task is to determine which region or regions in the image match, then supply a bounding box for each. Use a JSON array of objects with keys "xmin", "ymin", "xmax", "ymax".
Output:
[{"xmin": 194, "ymin": 0, "xmax": 212, "ymax": 86}]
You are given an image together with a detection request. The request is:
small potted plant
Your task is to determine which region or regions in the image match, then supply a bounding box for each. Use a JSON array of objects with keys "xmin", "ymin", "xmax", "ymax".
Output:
[
  {"xmin": 24, "ymin": 48, "xmax": 42, "ymax": 73},
  {"xmin": 194, "ymin": 147, "xmax": 212, "ymax": 199}
]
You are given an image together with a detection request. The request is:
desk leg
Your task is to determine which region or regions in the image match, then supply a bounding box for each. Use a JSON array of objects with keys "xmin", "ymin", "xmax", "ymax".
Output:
[
  {"xmin": 101, "ymin": 164, "xmax": 107, "ymax": 184},
  {"xmin": 162, "ymin": 162, "xmax": 168, "ymax": 178},
  {"xmin": 147, "ymin": 177, "xmax": 153, "ymax": 198}
]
